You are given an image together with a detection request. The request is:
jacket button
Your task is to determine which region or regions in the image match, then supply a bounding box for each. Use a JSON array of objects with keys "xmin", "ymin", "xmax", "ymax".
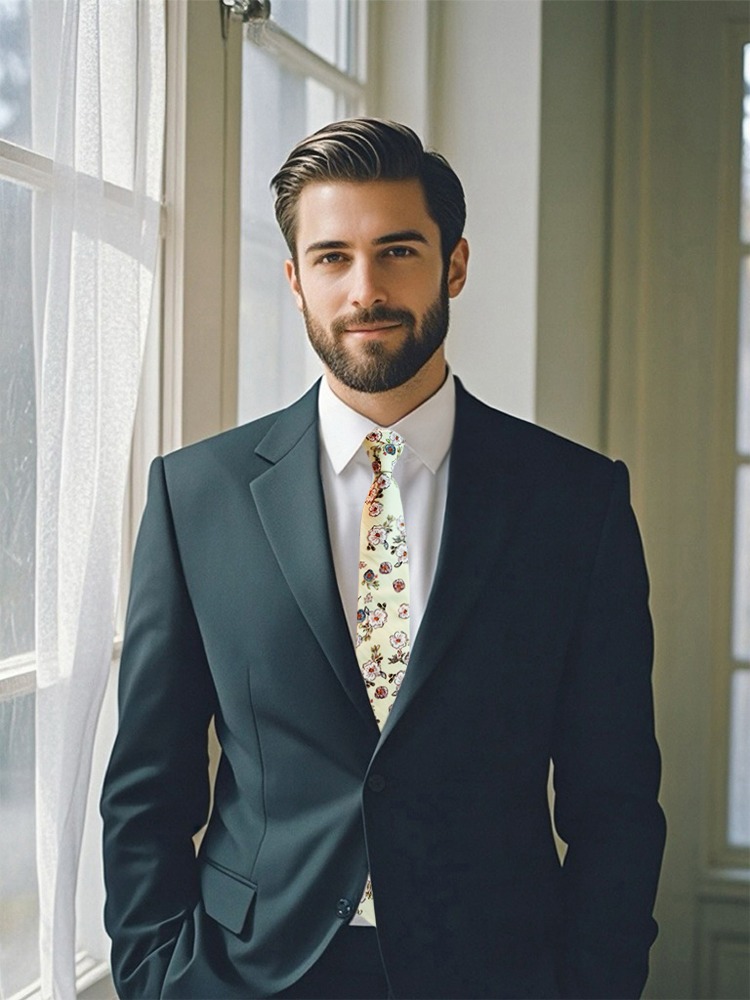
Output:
[
  {"xmin": 368, "ymin": 774, "xmax": 386, "ymax": 793},
  {"xmin": 336, "ymin": 898, "xmax": 353, "ymax": 919}
]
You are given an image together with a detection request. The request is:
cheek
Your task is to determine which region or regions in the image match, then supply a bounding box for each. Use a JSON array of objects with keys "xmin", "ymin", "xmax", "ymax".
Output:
[{"xmin": 303, "ymin": 278, "xmax": 348, "ymax": 318}]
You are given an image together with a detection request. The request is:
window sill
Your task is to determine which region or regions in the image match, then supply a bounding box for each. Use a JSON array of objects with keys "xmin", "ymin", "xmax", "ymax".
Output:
[{"xmin": 8, "ymin": 953, "xmax": 111, "ymax": 1000}]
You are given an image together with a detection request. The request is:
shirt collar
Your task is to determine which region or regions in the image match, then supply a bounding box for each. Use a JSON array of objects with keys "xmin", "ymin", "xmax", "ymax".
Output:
[{"xmin": 318, "ymin": 371, "xmax": 456, "ymax": 475}]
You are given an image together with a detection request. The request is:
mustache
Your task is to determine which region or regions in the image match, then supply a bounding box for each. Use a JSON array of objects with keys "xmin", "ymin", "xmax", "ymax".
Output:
[{"xmin": 330, "ymin": 305, "xmax": 416, "ymax": 336}]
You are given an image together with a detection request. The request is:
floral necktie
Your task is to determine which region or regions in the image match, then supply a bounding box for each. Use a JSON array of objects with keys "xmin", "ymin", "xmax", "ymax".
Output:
[{"xmin": 355, "ymin": 429, "xmax": 410, "ymax": 923}]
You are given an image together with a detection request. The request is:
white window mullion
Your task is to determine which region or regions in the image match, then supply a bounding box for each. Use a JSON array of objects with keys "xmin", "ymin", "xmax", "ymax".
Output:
[
  {"xmin": 249, "ymin": 19, "xmax": 365, "ymax": 102},
  {"xmin": 0, "ymin": 139, "xmax": 52, "ymax": 189}
]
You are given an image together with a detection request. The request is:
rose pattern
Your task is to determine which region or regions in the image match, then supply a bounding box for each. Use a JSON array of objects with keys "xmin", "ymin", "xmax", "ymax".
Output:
[
  {"xmin": 355, "ymin": 429, "xmax": 411, "ymax": 725},
  {"xmin": 392, "ymin": 542, "xmax": 408, "ymax": 566},
  {"xmin": 367, "ymin": 525, "xmax": 388, "ymax": 549},
  {"xmin": 360, "ymin": 660, "xmax": 379, "ymax": 682},
  {"xmin": 369, "ymin": 607, "xmax": 388, "ymax": 629},
  {"xmin": 355, "ymin": 430, "xmax": 410, "ymax": 927}
]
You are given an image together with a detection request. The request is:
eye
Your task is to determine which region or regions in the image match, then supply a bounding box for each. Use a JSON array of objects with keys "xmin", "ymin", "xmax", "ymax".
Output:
[
  {"xmin": 315, "ymin": 252, "xmax": 348, "ymax": 266},
  {"xmin": 383, "ymin": 246, "xmax": 416, "ymax": 258}
]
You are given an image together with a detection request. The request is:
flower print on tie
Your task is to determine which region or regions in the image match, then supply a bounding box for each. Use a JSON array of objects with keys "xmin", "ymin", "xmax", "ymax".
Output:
[
  {"xmin": 355, "ymin": 429, "xmax": 411, "ymax": 926},
  {"xmin": 355, "ymin": 429, "xmax": 411, "ymax": 729}
]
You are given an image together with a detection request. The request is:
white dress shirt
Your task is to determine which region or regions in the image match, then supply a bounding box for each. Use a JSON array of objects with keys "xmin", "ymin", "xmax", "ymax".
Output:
[{"xmin": 317, "ymin": 373, "xmax": 455, "ymax": 648}]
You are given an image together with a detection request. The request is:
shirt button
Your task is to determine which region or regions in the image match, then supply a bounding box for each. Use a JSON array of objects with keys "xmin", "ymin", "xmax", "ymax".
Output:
[
  {"xmin": 368, "ymin": 774, "xmax": 386, "ymax": 793},
  {"xmin": 336, "ymin": 898, "xmax": 353, "ymax": 919}
]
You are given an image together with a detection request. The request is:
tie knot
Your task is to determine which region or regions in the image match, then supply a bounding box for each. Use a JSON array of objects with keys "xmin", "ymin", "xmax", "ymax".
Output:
[{"xmin": 363, "ymin": 429, "xmax": 405, "ymax": 476}]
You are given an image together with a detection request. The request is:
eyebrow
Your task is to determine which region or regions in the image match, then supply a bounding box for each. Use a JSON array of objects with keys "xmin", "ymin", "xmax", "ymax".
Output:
[
  {"xmin": 373, "ymin": 230, "xmax": 429, "ymax": 246},
  {"xmin": 303, "ymin": 230, "xmax": 430, "ymax": 255}
]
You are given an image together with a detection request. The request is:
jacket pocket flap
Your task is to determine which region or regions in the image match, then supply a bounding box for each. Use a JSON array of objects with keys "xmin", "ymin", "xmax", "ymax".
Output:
[{"xmin": 200, "ymin": 858, "xmax": 257, "ymax": 934}]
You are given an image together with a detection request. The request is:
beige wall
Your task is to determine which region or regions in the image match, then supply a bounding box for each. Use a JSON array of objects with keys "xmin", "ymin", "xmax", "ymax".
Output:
[{"xmin": 537, "ymin": 3, "xmax": 750, "ymax": 998}]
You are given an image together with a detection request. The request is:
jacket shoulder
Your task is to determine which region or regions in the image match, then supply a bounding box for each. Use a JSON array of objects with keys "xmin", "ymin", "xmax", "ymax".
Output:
[
  {"xmin": 456, "ymin": 381, "xmax": 616, "ymax": 478},
  {"xmin": 160, "ymin": 382, "xmax": 320, "ymax": 485}
]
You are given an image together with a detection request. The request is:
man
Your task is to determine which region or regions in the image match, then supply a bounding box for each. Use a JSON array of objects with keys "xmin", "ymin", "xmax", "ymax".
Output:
[{"xmin": 101, "ymin": 119, "xmax": 666, "ymax": 1000}]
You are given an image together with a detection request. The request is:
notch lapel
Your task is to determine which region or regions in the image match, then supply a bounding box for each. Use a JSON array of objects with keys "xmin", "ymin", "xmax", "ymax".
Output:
[{"xmin": 250, "ymin": 386, "xmax": 377, "ymax": 731}]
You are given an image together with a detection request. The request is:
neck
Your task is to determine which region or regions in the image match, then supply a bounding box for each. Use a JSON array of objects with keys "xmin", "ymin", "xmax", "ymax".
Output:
[{"xmin": 325, "ymin": 351, "xmax": 448, "ymax": 426}]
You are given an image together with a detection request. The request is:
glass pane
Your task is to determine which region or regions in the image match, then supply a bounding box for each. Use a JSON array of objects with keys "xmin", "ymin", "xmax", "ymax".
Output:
[
  {"xmin": 99, "ymin": 0, "xmax": 137, "ymax": 190},
  {"xmin": 0, "ymin": 689, "xmax": 39, "ymax": 994},
  {"xmin": 271, "ymin": 0, "xmax": 358, "ymax": 76},
  {"xmin": 742, "ymin": 44, "xmax": 750, "ymax": 243},
  {"xmin": 0, "ymin": 0, "xmax": 32, "ymax": 148},
  {"xmin": 0, "ymin": 179, "xmax": 36, "ymax": 663},
  {"xmin": 728, "ymin": 669, "xmax": 750, "ymax": 847},
  {"xmin": 739, "ymin": 256, "xmax": 750, "ymax": 456},
  {"xmin": 237, "ymin": 41, "xmax": 356, "ymax": 423},
  {"xmin": 733, "ymin": 465, "xmax": 750, "ymax": 663}
]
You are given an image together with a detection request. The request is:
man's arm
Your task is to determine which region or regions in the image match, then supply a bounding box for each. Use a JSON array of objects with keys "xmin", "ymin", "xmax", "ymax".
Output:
[
  {"xmin": 101, "ymin": 457, "xmax": 217, "ymax": 999},
  {"xmin": 552, "ymin": 460, "xmax": 666, "ymax": 999}
]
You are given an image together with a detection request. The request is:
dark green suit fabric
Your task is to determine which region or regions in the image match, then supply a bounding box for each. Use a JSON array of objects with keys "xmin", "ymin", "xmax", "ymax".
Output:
[{"xmin": 100, "ymin": 379, "xmax": 666, "ymax": 1000}]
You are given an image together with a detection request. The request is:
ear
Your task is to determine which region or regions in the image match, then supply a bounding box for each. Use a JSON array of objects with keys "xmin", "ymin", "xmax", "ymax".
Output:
[
  {"xmin": 446, "ymin": 238, "xmax": 469, "ymax": 299},
  {"xmin": 285, "ymin": 259, "xmax": 305, "ymax": 312}
]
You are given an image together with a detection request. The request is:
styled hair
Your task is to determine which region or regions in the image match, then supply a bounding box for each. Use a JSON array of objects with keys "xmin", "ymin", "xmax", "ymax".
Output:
[{"xmin": 271, "ymin": 118, "xmax": 466, "ymax": 263}]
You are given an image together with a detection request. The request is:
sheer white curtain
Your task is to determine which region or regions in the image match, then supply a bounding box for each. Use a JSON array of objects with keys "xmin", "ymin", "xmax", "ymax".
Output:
[{"xmin": 31, "ymin": 2, "xmax": 165, "ymax": 997}]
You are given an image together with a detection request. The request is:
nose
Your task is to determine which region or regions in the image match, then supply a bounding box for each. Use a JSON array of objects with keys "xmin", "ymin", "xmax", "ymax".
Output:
[{"xmin": 348, "ymin": 259, "xmax": 387, "ymax": 310}]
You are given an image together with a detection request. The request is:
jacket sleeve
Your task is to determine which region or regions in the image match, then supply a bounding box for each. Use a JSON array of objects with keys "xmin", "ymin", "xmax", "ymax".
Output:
[
  {"xmin": 100, "ymin": 457, "xmax": 218, "ymax": 999},
  {"xmin": 551, "ymin": 460, "xmax": 666, "ymax": 999}
]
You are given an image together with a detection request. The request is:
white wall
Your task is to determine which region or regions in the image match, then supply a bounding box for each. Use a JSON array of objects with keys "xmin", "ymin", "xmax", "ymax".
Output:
[
  {"xmin": 373, "ymin": 1, "xmax": 542, "ymax": 421},
  {"xmin": 434, "ymin": 1, "xmax": 541, "ymax": 421}
]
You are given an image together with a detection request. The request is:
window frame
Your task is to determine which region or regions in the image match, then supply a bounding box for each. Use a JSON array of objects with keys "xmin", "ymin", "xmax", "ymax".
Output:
[
  {"xmin": 0, "ymin": 140, "xmax": 46, "ymax": 696},
  {"xmin": 709, "ymin": 19, "xmax": 750, "ymax": 871}
]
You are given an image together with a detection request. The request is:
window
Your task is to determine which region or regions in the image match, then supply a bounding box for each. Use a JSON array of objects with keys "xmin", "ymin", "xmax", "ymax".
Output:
[
  {"xmin": 237, "ymin": 0, "xmax": 367, "ymax": 422},
  {"xmin": 0, "ymin": 2, "xmax": 164, "ymax": 996},
  {"xmin": 0, "ymin": 2, "xmax": 43, "ymax": 990}
]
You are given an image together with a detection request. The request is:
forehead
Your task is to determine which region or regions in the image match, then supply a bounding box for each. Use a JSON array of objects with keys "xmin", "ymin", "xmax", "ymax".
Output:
[{"xmin": 294, "ymin": 178, "xmax": 438, "ymax": 249}]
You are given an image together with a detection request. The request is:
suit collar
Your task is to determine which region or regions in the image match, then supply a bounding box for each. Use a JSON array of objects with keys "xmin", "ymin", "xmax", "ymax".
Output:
[
  {"xmin": 317, "ymin": 372, "xmax": 456, "ymax": 476},
  {"xmin": 254, "ymin": 381, "xmax": 320, "ymax": 464}
]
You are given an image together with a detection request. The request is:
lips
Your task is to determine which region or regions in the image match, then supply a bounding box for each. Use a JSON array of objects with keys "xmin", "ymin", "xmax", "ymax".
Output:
[
  {"xmin": 331, "ymin": 308, "xmax": 415, "ymax": 338},
  {"xmin": 345, "ymin": 322, "xmax": 402, "ymax": 334}
]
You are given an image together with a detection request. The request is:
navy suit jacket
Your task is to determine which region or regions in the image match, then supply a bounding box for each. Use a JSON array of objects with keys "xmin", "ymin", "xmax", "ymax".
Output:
[{"xmin": 101, "ymin": 378, "xmax": 665, "ymax": 999}]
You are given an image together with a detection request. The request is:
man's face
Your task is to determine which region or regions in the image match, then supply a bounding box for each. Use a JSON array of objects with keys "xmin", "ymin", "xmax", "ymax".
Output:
[{"xmin": 285, "ymin": 179, "xmax": 468, "ymax": 394}]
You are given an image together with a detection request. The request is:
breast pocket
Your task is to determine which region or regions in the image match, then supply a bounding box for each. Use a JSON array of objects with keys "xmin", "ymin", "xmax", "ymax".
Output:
[{"xmin": 200, "ymin": 857, "xmax": 258, "ymax": 935}]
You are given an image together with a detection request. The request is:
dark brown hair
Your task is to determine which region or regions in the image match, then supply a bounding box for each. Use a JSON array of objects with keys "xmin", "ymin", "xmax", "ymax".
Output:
[{"xmin": 271, "ymin": 118, "xmax": 466, "ymax": 263}]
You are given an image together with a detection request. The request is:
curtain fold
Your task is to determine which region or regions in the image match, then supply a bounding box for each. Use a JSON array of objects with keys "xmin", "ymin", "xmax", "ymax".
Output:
[{"xmin": 32, "ymin": 2, "xmax": 165, "ymax": 996}]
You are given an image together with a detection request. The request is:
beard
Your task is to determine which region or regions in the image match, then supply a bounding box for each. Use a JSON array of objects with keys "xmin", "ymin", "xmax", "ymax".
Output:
[{"xmin": 301, "ymin": 281, "xmax": 450, "ymax": 394}]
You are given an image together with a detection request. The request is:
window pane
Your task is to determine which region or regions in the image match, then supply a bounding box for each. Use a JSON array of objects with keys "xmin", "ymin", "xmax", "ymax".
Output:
[
  {"xmin": 237, "ymin": 42, "xmax": 356, "ymax": 423},
  {"xmin": 0, "ymin": 0, "xmax": 31, "ymax": 148},
  {"xmin": 0, "ymin": 179, "xmax": 36, "ymax": 663},
  {"xmin": 99, "ymin": 0, "xmax": 138, "ymax": 189},
  {"xmin": 0, "ymin": 688, "xmax": 39, "ymax": 994},
  {"xmin": 739, "ymin": 256, "xmax": 750, "ymax": 456},
  {"xmin": 728, "ymin": 669, "xmax": 750, "ymax": 847},
  {"xmin": 271, "ymin": 0, "xmax": 359, "ymax": 76},
  {"xmin": 733, "ymin": 465, "xmax": 750, "ymax": 663}
]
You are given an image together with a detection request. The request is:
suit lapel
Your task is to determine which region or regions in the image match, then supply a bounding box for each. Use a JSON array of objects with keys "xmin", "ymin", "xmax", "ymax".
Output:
[
  {"xmin": 250, "ymin": 385, "xmax": 377, "ymax": 731},
  {"xmin": 382, "ymin": 382, "xmax": 536, "ymax": 738},
  {"xmin": 249, "ymin": 380, "xmax": 536, "ymax": 743}
]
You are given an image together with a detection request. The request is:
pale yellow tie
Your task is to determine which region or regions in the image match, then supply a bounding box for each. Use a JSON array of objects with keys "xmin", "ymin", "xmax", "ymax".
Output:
[{"xmin": 354, "ymin": 429, "xmax": 410, "ymax": 923}]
